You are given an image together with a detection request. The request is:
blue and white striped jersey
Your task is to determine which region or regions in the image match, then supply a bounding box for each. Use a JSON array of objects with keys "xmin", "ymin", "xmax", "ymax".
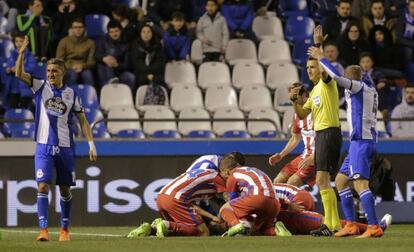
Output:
[
  {"xmin": 32, "ymin": 78, "xmax": 83, "ymax": 147},
  {"xmin": 320, "ymin": 58, "xmax": 378, "ymax": 141},
  {"xmin": 186, "ymin": 155, "xmax": 222, "ymax": 172}
]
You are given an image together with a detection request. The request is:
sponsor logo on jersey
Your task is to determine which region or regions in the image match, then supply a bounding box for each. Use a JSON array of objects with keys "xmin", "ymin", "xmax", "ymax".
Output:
[{"xmin": 45, "ymin": 97, "xmax": 67, "ymax": 116}]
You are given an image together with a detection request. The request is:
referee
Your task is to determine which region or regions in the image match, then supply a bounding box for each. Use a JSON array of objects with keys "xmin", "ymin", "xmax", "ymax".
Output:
[{"xmin": 289, "ymin": 25, "xmax": 342, "ymax": 235}]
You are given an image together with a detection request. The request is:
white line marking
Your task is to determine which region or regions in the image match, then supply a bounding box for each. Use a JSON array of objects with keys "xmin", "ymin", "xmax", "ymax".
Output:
[{"xmin": 0, "ymin": 229, "xmax": 124, "ymax": 237}]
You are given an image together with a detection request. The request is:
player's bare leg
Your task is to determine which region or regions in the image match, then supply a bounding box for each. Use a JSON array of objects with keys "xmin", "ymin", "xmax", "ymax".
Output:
[
  {"xmin": 273, "ymin": 171, "xmax": 290, "ymax": 184},
  {"xmin": 59, "ymin": 186, "xmax": 72, "ymax": 241},
  {"xmin": 36, "ymin": 182, "xmax": 50, "ymax": 241},
  {"xmin": 286, "ymin": 174, "xmax": 304, "ymax": 187}
]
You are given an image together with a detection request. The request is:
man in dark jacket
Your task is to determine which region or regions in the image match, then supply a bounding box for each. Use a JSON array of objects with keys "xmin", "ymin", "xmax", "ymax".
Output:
[
  {"xmin": 162, "ymin": 12, "xmax": 191, "ymax": 61},
  {"xmin": 323, "ymin": 0, "xmax": 358, "ymax": 42},
  {"xmin": 96, "ymin": 20, "xmax": 135, "ymax": 90},
  {"xmin": 396, "ymin": 0, "xmax": 414, "ymax": 64},
  {"xmin": 53, "ymin": 0, "xmax": 85, "ymax": 41}
]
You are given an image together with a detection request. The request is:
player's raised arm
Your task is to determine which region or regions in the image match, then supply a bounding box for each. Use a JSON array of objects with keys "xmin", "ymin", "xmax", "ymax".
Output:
[
  {"xmin": 15, "ymin": 36, "xmax": 32, "ymax": 86},
  {"xmin": 76, "ymin": 112, "xmax": 97, "ymax": 161}
]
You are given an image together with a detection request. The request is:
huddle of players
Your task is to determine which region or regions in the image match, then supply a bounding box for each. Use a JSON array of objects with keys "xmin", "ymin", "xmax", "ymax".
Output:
[{"xmin": 127, "ymin": 24, "xmax": 393, "ymax": 238}]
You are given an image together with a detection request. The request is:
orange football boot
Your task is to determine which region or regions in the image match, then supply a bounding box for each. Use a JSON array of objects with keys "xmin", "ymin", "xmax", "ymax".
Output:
[
  {"xmin": 36, "ymin": 229, "xmax": 50, "ymax": 241},
  {"xmin": 335, "ymin": 221, "xmax": 360, "ymax": 237},
  {"xmin": 59, "ymin": 228, "xmax": 71, "ymax": 241},
  {"xmin": 356, "ymin": 225, "xmax": 383, "ymax": 238}
]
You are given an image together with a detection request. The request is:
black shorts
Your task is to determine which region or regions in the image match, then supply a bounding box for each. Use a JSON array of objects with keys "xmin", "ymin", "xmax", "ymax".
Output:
[{"xmin": 314, "ymin": 127, "xmax": 342, "ymax": 173}]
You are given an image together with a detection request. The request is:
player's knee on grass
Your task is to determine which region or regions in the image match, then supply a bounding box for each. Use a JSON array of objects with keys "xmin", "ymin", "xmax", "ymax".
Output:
[
  {"xmin": 352, "ymin": 179, "xmax": 369, "ymax": 193},
  {"xmin": 287, "ymin": 175, "xmax": 304, "ymax": 187},
  {"xmin": 335, "ymin": 173, "xmax": 349, "ymax": 191},
  {"xmin": 273, "ymin": 172, "xmax": 289, "ymax": 184},
  {"xmin": 37, "ymin": 182, "xmax": 50, "ymax": 193},
  {"xmin": 315, "ymin": 171, "xmax": 331, "ymax": 189},
  {"xmin": 197, "ymin": 223, "xmax": 210, "ymax": 236}
]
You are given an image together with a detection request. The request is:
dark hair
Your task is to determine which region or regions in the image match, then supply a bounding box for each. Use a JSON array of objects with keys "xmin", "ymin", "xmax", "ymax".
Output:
[
  {"xmin": 71, "ymin": 17, "xmax": 85, "ymax": 26},
  {"xmin": 12, "ymin": 31, "xmax": 26, "ymax": 40},
  {"xmin": 220, "ymin": 152, "xmax": 245, "ymax": 171},
  {"xmin": 206, "ymin": 0, "xmax": 218, "ymax": 5},
  {"xmin": 171, "ymin": 12, "xmax": 185, "ymax": 21},
  {"xmin": 369, "ymin": 25, "xmax": 393, "ymax": 47},
  {"xmin": 107, "ymin": 20, "xmax": 122, "ymax": 30},
  {"xmin": 323, "ymin": 41, "xmax": 339, "ymax": 49},
  {"xmin": 405, "ymin": 85, "xmax": 414, "ymax": 90},
  {"xmin": 138, "ymin": 24, "xmax": 158, "ymax": 46},
  {"xmin": 343, "ymin": 21, "xmax": 365, "ymax": 41},
  {"xmin": 359, "ymin": 51, "xmax": 374, "ymax": 62},
  {"xmin": 370, "ymin": 0, "xmax": 384, "ymax": 7},
  {"xmin": 229, "ymin": 152, "xmax": 245, "ymax": 166},
  {"xmin": 338, "ymin": 0, "xmax": 352, "ymax": 5},
  {"xmin": 28, "ymin": 0, "xmax": 42, "ymax": 6},
  {"xmin": 112, "ymin": 4, "xmax": 136, "ymax": 22},
  {"xmin": 47, "ymin": 58, "xmax": 66, "ymax": 72}
]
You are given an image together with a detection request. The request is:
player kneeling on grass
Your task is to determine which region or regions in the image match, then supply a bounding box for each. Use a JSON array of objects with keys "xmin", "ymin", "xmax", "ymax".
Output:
[
  {"xmin": 15, "ymin": 36, "xmax": 97, "ymax": 242},
  {"xmin": 218, "ymin": 155, "xmax": 292, "ymax": 237},
  {"xmin": 127, "ymin": 154, "xmax": 243, "ymax": 238}
]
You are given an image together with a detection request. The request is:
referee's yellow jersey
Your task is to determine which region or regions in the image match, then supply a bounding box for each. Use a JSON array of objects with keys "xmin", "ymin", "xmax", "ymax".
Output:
[{"xmin": 303, "ymin": 78, "xmax": 340, "ymax": 131}]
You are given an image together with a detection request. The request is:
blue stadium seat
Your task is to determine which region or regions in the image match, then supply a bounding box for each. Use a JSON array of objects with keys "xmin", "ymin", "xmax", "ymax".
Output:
[
  {"xmin": 151, "ymin": 130, "xmax": 181, "ymax": 138},
  {"xmin": 85, "ymin": 14, "xmax": 110, "ymax": 39},
  {"xmin": 116, "ymin": 129, "xmax": 145, "ymax": 138},
  {"xmin": 310, "ymin": 0, "xmax": 337, "ymax": 22},
  {"xmin": 377, "ymin": 131, "xmax": 389, "ymax": 138},
  {"xmin": 222, "ymin": 130, "xmax": 250, "ymax": 138},
  {"xmin": 11, "ymin": 128, "xmax": 35, "ymax": 138},
  {"xmin": 292, "ymin": 38, "xmax": 312, "ymax": 65},
  {"xmin": 72, "ymin": 85, "xmax": 99, "ymax": 109},
  {"xmin": 112, "ymin": 0, "xmax": 139, "ymax": 7},
  {"xmin": 92, "ymin": 126, "xmax": 111, "ymax": 138},
  {"xmin": 3, "ymin": 108, "xmax": 34, "ymax": 136},
  {"xmin": 257, "ymin": 131, "xmax": 278, "ymax": 138},
  {"xmin": 186, "ymin": 130, "xmax": 215, "ymax": 138},
  {"xmin": 278, "ymin": 0, "xmax": 309, "ymax": 18},
  {"xmin": 284, "ymin": 16, "xmax": 315, "ymax": 43},
  {"xmin": 0, "ymin": 38, "xmax": 14, "ymax": 58},
  {"xmin": 34, "ymin": 62, "xmax": 47, "ymax": 79}
]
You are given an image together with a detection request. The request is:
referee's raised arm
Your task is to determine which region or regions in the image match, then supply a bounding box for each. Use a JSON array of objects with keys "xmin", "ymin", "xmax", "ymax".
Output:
[{"xmin": 15, "ymin": 36, "xmax": 32, "ymax": 86}]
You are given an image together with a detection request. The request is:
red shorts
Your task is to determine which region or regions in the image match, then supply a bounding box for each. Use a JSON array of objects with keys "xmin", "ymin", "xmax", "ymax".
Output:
[
  {"xmin": 293, "ymin": 190, "xmax": 315, "ymax": 211},
  {"xmin": 281, "ymin": 155, "xmax": 316, "ymax": 186},
  {"xmin": 157, "ymin": 194, "xmax": 203, "ymax": 226},
  {"xmin": 230, "ymin": 195, "xmax": 280, "ymax": 234},
  {"xmin": 277, "ymin": 210, "xmax": 323, "ymax": 235}
]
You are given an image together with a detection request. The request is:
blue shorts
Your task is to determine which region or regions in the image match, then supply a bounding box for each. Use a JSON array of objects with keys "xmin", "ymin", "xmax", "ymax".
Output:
[
  {"xmin": 34, "ymin": 143, "xmax": 76, "ymax": 186},
  {"xmin": 340, "ymin": 140, "xmax": 376, "ymax": 180}
]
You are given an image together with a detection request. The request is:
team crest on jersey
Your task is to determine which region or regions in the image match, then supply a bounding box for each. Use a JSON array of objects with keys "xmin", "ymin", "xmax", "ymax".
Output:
[
  {"xmin": 45, "ymin": 97, "xmax": 67, "ymax": 116},
  {"xmin": 36, "ymin": 169, "xmax": 44, "ymax": 178},
  {"xmin": 313, "ymin": 96, "xmax": 321, "ymax": 107}
]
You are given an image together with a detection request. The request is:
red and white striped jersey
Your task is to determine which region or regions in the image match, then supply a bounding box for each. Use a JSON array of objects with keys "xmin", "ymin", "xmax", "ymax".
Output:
[
  {"xmin": 226, "ymin": 167, "xmax": 276, "ymax": 198},
  {"xmin": 159, "ymin": 168, "xmax": 225, "ymax": 202},
  {"xmin": 273, "ymin": 183, "xmax": 302, "ymax": 203},
  {"xmin": 292, "ymin": 113, "xmax": 315, "ymax": 158}
]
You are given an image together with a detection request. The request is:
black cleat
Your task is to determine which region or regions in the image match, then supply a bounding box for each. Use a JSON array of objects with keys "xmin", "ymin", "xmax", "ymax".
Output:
[{"xmin": 310, "ymin": 224, "xmax": 334, "ymax": 237}]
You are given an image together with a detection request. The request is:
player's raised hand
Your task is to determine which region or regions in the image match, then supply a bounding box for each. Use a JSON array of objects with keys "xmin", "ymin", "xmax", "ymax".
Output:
[
  {"xmin": 313, "ymin": 25, "xmax": 327, "ymax": 44},
  {"xmin": 269, "ymin": 153, "xmax": 283, "ymax": 166},
  {"xmin": 18, "ymin": 36, "xmax": 29, "ymax": 55},
  {"xmin": 307, "ymin": 46, "xmax": 323, "ymax": 60}
]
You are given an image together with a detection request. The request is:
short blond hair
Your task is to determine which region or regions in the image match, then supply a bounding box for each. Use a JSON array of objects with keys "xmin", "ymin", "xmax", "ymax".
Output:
[
  {"xmin": 47, "ymin": 58, "xmax": 66, "ymax": 72},
  {"xmin": 345, "ymin": 65, "xmax": 362, "ymax": 80}
]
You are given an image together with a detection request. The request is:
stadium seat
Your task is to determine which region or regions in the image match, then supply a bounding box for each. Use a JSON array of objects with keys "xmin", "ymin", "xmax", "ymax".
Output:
[
  {"xmin": 222, "ymin": 130, "xmax": 250, "ymax": 138},
  {"xmin": 84, "ymin": 107, "xmax": 105, "ymax": 128},
  {"xmin": 190, "ymin": 39, "xmax": 203, "ymax": 65},
  {"xmin": 178, "ymin": 107, "xmax": 212, "ymax": 136},
  {"xmin": 143, "ymin": 106, "xmax": 178, "ymax": 135},
  {"xmin": 92, "ymin": 126, "xmax": 111, "ymax": 139},
  {"xmin": 205, "ymin": 85, "xmax": 238, "ymax": 112},
  {"xmin": 292, "ymin": 38, "xmax": 313, "ymax": 65},
  {"xmin": 377, "ymin": 111, "xmax": 389, "ymax": 138},
  {"xmin": 282, "ymin": 106, "xmax": 295, "ymax": 134},
  {"xmin": 278, "ymin": 0, "xmax": 309, "ymax": 18},
  {"xmin": 11, "ymin": 128, "xmax": 35, "ymax": 139},
  {"xmin": 267, "ymin": 62, "xmax": 299, "ymax": 90},
  {"xmin": 252, "ymin": 15, "xmax": 284, "ymax": 40},
  {"xmin": 258, "ymin": 39, "xmax": 291, "ymax": 66},
  {"xmin": 225, "ymin": 39, "xmax": 257, "ymax": 65},
  {"xmin": 116, "ymin": 129, "xmax": 145, "ymax": 138},
  {"xmin": 100, "ymin": 83, "xmax": 134, "ymax": 112},
  {"xmin": 0, "ymin": 16, "xmax": 7, "ymax": 34},
  {"xmin": 72, "ymin": 84, "xmax": 99, "ymax": 109},
  {"xmin": 151, "ymin": 130, "xmax": 181, "ymax": 138},
  {"xmin": 186, "ymin": 130, "xmax": 215, "ymax": 138},
  {"xmin": 213, "ymin": 107, "xmax": 246, "ymax": 136},
  {"xmin": 107, "ymin": 106, "xmax": 141, "ymax": 135},
  {"xmin": 198, "ymin": 62, "xmax": 231, "ymax": 89},
  {"xmin": 3, "ymin": 109, "xmax": 34, "ymax": 136},
  {"xmin": 248, "ymin": 108, "xmax": 282, "ymax": 137},
  {"xmin": 239, "ymin": 85, "xmax": 272, "ymax": 112},
  {"xmin": 165, "ymin": 61, "xmax": 197, "ymax": 89},
  {"xmin": 0, "ymin": 131, "xmax": 4, "ymax": 139},
  {"xmin": 0, "ymin": 38, "xmax": 14, "ymax": 58},
  {"xmin": 170, "ymin": 85, "xmax": 203, "ymax": 112},
  {"xmin": 135, "ymin": 84, "xmax": 169, "ymax": 112},
  {"xmin": 339, "ymin": 109, "xmax": 350, "ymax": 137},
  {"xmin": 112, "ymin": 0, "xmax": 139, "ymax": 8},
  {"xmin": 85, "ymin": 14, "xmax": 110, "ymax": 39},
  {"xmin": 232, "ymin": 63, "xmax": 265, "ymax": 89},
  {"xmin": 274, "ymin": 85, "xmax": 293, "ymax": 113},
  {"xmin": 284, "ymin": 16, "xmax": 315, "ymax": 43}
]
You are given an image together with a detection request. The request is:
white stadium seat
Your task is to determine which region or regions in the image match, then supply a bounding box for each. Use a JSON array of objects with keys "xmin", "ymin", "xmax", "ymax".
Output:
[
  {"xmin": 107, "ymin": 106, "xmax": 141, "ymax": 135},
  {"xmin": 100, "ymin": 83, "xmax": 134, "ymax": 112},
  {"xmin": 225, "ymin": 39, "xmax": 257, "ymax": 65},
  {"xmin": 178, "ymin": 107, "xmax": 212, "ymax": 136},
  {"xmin": 252, "ymin": 15, "xmax": 284, "ymax": 40},
  {"xmin": 248, "ymin": 108, "xmax": 282, "ymax": 136},
  {"xmin": 232, "ymin": 62, "xmax": 265, "ymax": 89},
  {"xmin": 143, "ymin": 106, "xmax": 177, "ymax": 135},
  {"xmin": 205, "ymin": 85, "xmax": 238, "ymax": 112},
  {"xmin": 170, "ymin": 85, "xmax": 203, "ymax": 112},
  {"xmin": 198, "ymin": 62, "xmax": 231, "ymax": 89},
  {"xmin": 165, "ymin": 61, "xmax": 197, "ymax": 88},
  {"xmin": 190, "ymin": 39, "xmax": 203, "ymax": 65},
  {"xmin": 267, "ymin": 62, "xmax": 299, "ymax": 90},
  {"xmin": 274, "ymin": 85, "xmax": 293, "ymax": 113},
  {"xmin": 239, "ymin": 85, "xmax": 272, "ymax": 112},
  {"xmin": 282, "ymin": 106, "xmax": 295, "ymax": 134},
  {"xmin": 213, "ymin": 107, "xmax": 246, "ymax": 136},
  {"xmin": 135, "ymin": 85, "xmax": 169, "ymax": 112},
  {"xmin": 258, "ymin": 39, "xmax": 291, "ymax": 65}
]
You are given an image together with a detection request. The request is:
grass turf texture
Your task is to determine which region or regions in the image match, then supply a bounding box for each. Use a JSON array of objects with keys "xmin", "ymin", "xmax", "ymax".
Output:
[{"xmin": 1, "ymin": 225, "xmax": 414, "ymax": 252}]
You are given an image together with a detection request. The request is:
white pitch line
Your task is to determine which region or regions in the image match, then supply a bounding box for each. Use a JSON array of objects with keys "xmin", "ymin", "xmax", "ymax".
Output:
[{"xmin": 1, "ymin": 229, "xmax": 124, "ymax": 237}]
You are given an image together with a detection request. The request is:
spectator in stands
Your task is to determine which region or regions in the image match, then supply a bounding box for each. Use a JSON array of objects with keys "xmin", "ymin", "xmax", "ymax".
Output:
[
  {"xmin": 369, "ymin": 25, "xmax": 400, "ymax": 70},
  {"xmin": 4, "ymin": 33, "xmax": 36, "ymax": 109},
  {"xmin": 16, "ymin": 0, "xmax": 52, "ymax": 61},
  {"xmin": 359, "ymin": 52, "xmax": 389, "ymax": 118},
  {"xmin": 324, "ymin": 0, "xmax": 358, "ymax": 42},
  {"xmin": 0, "ymin": 0, "xmax": 17, "ymax": 34},
  {"xmin": 96, "ymin": 20, "xmax": 135, "ymax": 91},
  {"xmin": 112, "ymin": 4, "xmax": 140, "ymax": 42},
  {"xmin": 350, "ymin": 0, "xmax": 370, "ymax": 19},
  {"xmin": 163, "ymin": 12, "xmax": 191, "ymax": 61},
  {"xmin": 323, "ymin": 42, "xmax": 345, "ymax": 108},
  {"xmin": 56, "ymin": 18, "xmax": 95, "ymax": 86},
  {"xmin": 53, "ymin": 0, "xmax": 85, "ymax": 41},
  {"xmin": 396, "ymin": 0, "xmax": 414, "ymax": 64},
  {"xmin": 391, "ymin": 85, "xmax": 414, "ymax": 138},
  {"xmin": 147, "ymin": 0, "xmax": 192, "ymax": 31},
  {"xmin": 337, "ymin": 21, "xmax": 370, "ymax": 66},
  {"xmin": 136, "ymin": 5, "xmax": 163, "ymax": 38},
  {"xmin": 361, "ymin": 0, "xmax": 396, "ymax": 42},
  {"xmin": 7, "ymin": 0, "xmax": 31, "ymax": 14},
  {"xmin": 196, "ymin": 0, "xmax": 229, "ymax": 62},
  {"xmin": 130, "ymin": 24, "xmax": 166, "ymax": 87},
  {"xmin": 221, "ymin": 0, "xmax": 256, "ymax": 42}
]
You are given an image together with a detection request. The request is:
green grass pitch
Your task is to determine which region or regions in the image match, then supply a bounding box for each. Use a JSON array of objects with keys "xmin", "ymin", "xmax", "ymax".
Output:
[{"xmin": 1, "ymin": 225, "xmax": 414, "ymax": 252}]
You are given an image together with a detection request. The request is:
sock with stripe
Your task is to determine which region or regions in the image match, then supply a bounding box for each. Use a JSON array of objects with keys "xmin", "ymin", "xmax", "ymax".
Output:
[
  {"xmin": 359, "ymin": 189, "xmax": 379, "ymax": 225},
  {"xmin": 220, "ymin": 207, "xmax": 240, "ymax": 227},
  {"xmin": 320, "ymin": 189, "xmax": 332, "ymax": 229},
  {"xmin": 60, "ymin": 193, "xmax": 72, "ymax": 229},
  {"xmin": 338, "ymin": 187, "xmax": 355, "ymax": 222},
  {"xmin": 37, "ymin": 192, "xmax": 49, "ymax": 229}
]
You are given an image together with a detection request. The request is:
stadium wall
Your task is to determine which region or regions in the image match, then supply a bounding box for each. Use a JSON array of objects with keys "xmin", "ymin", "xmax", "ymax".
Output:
[{"xmin": 1, "ymin": 140, "xmax": 414, "ymax": 227}]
